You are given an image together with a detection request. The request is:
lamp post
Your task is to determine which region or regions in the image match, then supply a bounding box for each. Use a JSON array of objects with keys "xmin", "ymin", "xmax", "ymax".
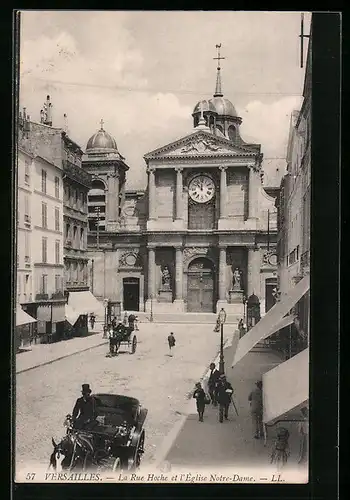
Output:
[
  {"xmin": 218, "ymin": 308, "xmax": 227, "ymax": 375},
  {"xmin": 150, "ymin": 294, "xmax": 154, "ymax": 322},
  {"xmin": 242, "ymin": 295, "xmax": 247, "ymax": 335}
]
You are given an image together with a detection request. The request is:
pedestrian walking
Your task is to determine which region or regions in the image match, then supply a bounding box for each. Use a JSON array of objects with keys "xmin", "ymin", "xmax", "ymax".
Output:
[
  {"xmin": 193, "ymin": 382, "xmax": 207, "ymax": 422},
  {"xmin": 208, "ymin": 363, "xmax": 220, "ymax": 406},
  {"xmin": 215, "ymin": 374, "xmax": 234, "ymax": 422},
  {"xmin": 167, "ymin": 332, "xmax": 176, "ymax": 356},
  {"xmin": 248, "ymin": 380, "xmax": 264, "ymax": 439},
  {"xmin": 297, "ymin": 407, "xmax": 308, "ymax": 464},
  {"xmin": 213, "ymin": 317, "xmax": 220, "ymax": 332},
  {"xmin": 134, "ymin": 315, "xmax": 139, "ymax": 331},
  {"xmin": 128, "ymin": 313, "xmax": 136, "ymax": 330},
  {"xmin": 123, "ymin": 311, "xmax": 128, "ymax": 325},
  {"xmin": 89, "ymin": 312, "xmax": 96, "ymax": 330}
]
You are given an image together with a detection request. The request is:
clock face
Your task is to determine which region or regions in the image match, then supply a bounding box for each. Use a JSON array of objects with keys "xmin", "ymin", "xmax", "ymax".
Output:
[{"xmin": 188, "ymin": 175, "xmax": 215, "ymax": 203}]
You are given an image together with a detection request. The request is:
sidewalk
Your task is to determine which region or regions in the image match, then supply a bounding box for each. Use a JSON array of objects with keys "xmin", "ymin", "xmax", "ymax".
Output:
[
  {"xmin": 16, "ymin": 326, "xmax": 107, "ymax": 374},
  {"xmin": 164, "ymin": 342, "xmax": 305, "ymax": 472}
]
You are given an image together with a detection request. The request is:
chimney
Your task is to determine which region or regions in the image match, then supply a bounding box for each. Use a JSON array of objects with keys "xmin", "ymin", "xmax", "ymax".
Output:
[
  {"xmin": 40, "ymin": 109, "xmax": 45, "ymax": 123},
  {"xmin": 63, "ymin": 113, "xmax": 69, "ymax": 134},
  {"xmin": 42, "ymin": 95, "xmax": 53, "ymax": 126}
]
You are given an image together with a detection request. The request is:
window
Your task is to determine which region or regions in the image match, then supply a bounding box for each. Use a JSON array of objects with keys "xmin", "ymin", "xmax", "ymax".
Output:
[
  {"xmin": 55, "ymin": 207, "xmax": 60, "ymax": 231},
  {"xmin": 55, "ymin": 240, "xmax": 60, "ymax": 264},
  {"xmin": 55, "ymin": 275, "xmax": 61, "ymax": 292},
  {"xmin": 24, "ymin": 194, "xmax": 30, "ymax": 223},
  {"xmin": 80, "ymin": 192, "xmax": 84, "ymax": 209},
  {"xmin": 25, "ymin": 160, "xmax": 30, "ymax": 185},
  {"xmin": 24, "ymin": 231, "xmax": 30, "ymax": 260},
  {"xmin": 66, "ymin": 223, "xmax": 70, "ymax": 239},
  {"xmin": 42, "ymin": 237, "xmax": 47, "ymax": 263},
  {"xmin": 41, "ymin": 274, "xmax": 48, "ymax": 294},
  {"xmin": 42, "ymin": 202, "xmax": 47, "ymax": 229},
  {"xmin": 73, "ymin": 226, "xmax": 77, "ymax": 247},
  {"xmin": 80, "ymin": 228, "xmax": 84, "ymax": 247},
  {"xmin": 55, "ymin": 176, "xmax": 60, "ymax": 198},
  {"xmin": 41, "ymin": 169, "xmax": 47, "ymax": 194}
]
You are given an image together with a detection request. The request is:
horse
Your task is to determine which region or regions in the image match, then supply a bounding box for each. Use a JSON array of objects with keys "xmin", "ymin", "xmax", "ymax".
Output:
[{"xmin": 49, "ymin": 429, "xmax": 95, "ymax": 471}]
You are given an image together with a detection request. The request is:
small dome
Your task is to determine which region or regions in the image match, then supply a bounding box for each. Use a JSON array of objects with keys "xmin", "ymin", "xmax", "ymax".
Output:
[
  {"xmin": 193, "ymin": 99, "xmax": 217, "ymax": 115},
  {"xmin": 210, "ymin": 96, "xmax": 237, "ymax": 117},
  {"xmin": 86, "ymin": 126, "xmax": 118, "ymax": 154}
]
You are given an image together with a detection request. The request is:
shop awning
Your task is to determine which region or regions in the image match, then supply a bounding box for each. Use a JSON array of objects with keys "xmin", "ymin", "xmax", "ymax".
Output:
[
  {"xmin": 65, "ymin": 304, "xmax": 80, "ymax": 327},
  {"xmin": 232, "ymin": 274, "xmax": 310, "ymax": 367},
  {"xmin": 263, "ymin": 347, "xmax": 309, "ymax": 424},
  {"xmin": 67, "ymin": 291, "xmax": 104, "ymax": 317},
  {"xmin": 16, "ymin": 306, "xmax": 37, "ymax": 327}
]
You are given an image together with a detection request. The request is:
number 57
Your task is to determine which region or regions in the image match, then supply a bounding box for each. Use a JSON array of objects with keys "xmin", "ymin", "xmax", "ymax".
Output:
[{"xmin": 26, "ymin": 473, "xmax": 36, "ymax": 480}]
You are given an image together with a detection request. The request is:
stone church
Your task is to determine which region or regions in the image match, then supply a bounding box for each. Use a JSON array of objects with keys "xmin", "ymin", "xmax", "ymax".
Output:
[{"xmin": 83, "ymin": 61, "xmax": 278, "ymax": 317}]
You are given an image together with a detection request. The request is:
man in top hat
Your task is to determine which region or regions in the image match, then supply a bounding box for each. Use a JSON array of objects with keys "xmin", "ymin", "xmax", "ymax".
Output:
[
  {"xmin": 72, "ymin": 384, "xmax": 97, "ymax": 429},
  {"xmin": 215, "ymin": 374, "xmax": 234, "ymax": 423},
  {"xmin": 208, "ymin": 363, "xmax": 220, "ymax": 406}
]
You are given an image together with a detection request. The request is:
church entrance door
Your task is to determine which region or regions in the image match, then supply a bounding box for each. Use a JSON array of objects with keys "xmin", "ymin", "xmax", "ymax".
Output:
[
  {"xmin": 123, "ymin": 278, "xmax": 140, "ymax": 312},
  {"xmin": 187, "ymin": 258, "xmax": 215, "ymax": 313}
]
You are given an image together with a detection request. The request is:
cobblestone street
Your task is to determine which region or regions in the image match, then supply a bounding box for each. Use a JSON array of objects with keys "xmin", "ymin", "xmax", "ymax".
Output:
[{"xmin": 16, "ymin": 322, "xmax": 232, "ymax": 473}]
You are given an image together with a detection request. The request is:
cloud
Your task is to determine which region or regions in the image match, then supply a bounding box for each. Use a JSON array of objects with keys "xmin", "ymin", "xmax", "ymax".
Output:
[
  {"xmin": 237, "ymin": 96, "xmax": 303, "ymax": 158},
  {"xmin": 19, "ymin": 29, "xmax": 191, "ymax": 188},
  {"xmin": 19, "ymin": 11, "xmax": 305, "ymax": 189}
]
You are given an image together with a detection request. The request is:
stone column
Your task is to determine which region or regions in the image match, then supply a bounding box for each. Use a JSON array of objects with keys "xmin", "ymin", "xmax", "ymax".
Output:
[
  {"xmin": 175, "ymin": 167, "xmax": 183, "ymax": 220},
  {"xmin": 147, "ymin": 167, "xmax": 156, "ymax": 220},
  {"xmin": 147, "ymin": 247, "xmax": 156, "ymax": 299},
  {"xmin": 107, "ymin": 174, "xmax": 116, "ymax": 221},
  {"xmin": 219, "ymin": 246, "xmax": 227, "ymax": 300},
  {"xmin": 175, "ymin": 247, "xmax": 183, "ymax": 300},
  {"xmin": 247, "ymin": 246, "xmax": 261, "ymax": 297},
  {"xmin": 248, "ymin": 166, "xmax": 259, "ymax": 219},
  {"xmin": 219, "ymin": 166, "xmax": 227, "ymax": 219}
]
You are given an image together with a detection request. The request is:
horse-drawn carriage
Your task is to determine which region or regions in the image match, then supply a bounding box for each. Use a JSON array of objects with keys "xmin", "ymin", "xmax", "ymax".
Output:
[
  {"xmin": 50, "ymin": 394, "xmax": 147, "ymax": 472},
  {"xmin": 108, "ymin": 323, "xmax": 137, "ymax": 356}
]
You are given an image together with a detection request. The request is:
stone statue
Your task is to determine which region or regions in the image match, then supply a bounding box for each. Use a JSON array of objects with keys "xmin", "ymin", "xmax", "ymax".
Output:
[
  {"xmin": 232, "ymin": 268, "xmax": 243, "ymax": 291},
  {"xmin": 161, "ymin": 266, "xmax": 171, "ymax": 289}
]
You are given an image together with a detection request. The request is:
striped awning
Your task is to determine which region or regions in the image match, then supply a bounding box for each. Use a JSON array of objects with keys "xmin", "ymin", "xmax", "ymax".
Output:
[
  {"xmin": 232, "ymin": 275, "xmax": 309, "ymax": 367},
  {"xmin": 16, "ymin": 306, "xmax": 37, "ymax": 327},
  {"xmin": 263, "ymin": 347, "xmax": 309, "ymax": 424}
]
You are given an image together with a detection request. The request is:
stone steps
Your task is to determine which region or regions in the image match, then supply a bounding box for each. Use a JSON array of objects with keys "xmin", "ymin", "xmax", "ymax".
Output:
[{"xmin": 123, "ymin": 311, "xmax": 240, "ymax": 325}]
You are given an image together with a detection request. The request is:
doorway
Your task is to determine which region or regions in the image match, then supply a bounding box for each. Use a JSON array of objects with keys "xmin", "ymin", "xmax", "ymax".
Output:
[
  {"xmin": 187, "ymin": 257, "xmax": 215, "ymax": 312},
  {"xmin": 265, "ymin": 277, "xmax": 277, "ymax": 313},
  {"xmin": 123, "ymin": 278, "xmax": 140, "ymax": 312}
]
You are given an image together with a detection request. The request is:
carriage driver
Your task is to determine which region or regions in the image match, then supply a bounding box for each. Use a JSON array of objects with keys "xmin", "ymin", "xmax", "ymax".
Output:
[{"xmin": 72, "ymin": 384, "xmax": 97, "ymax": 429}]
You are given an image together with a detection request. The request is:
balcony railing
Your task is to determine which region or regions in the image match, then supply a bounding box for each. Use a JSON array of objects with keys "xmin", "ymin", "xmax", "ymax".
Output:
[
  {"xmin": 65, "ymin": 239, "xmax": 72, "ymax": 247},
  {"xmin": 51, "ymin": 291, "xmax": 65, "ymax": 299},
  {"xmin": 301, "ymin": 250, "xmax": 310, "ymax": 268},
  {"xmin": 35, "ymin": 293, "xmax": 49, "ymax": 301}
]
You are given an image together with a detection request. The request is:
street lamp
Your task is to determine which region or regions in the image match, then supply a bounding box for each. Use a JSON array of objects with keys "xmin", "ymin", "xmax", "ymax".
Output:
[
  {"xmin": 150, "ymin": 294, "xmax": 154, "ymax": 322},
  {"xmin": 242, "ymin": 295, "xmax": 247, "ymax": 329},
  {"xmin": 218, "ymin": 308, "xmax": 227, "ymax": 375}
]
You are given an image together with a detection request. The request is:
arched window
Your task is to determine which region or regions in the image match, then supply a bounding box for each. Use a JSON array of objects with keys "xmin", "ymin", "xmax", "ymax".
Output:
[{"xmin": 228, "ymin": 125, "xmax": 236, "ymax": 142}]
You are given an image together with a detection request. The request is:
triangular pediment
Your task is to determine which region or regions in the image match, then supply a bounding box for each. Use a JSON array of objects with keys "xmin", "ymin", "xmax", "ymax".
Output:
[{"xmin": 144, "ymin": 130, "xmax": 258, "ymax": 160}]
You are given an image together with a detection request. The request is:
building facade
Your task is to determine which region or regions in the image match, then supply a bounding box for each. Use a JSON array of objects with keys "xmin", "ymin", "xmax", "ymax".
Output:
[
  {"xmin": 17, "ymin": 148, "xmax": 34, "ymax": 306},
  {"xmin": 17, "ymin": 97, "xmax": 92, "ymax": 340},
  {"xmin": 85, "ymin": 64, "xmax": 278, "ymax": 316},
  {"xmin": 276, "ymin": 30, "xmax": 311, "ymax": 344},
  {"xmin": 62, "ymin": 133, "xmax": 92, "ymax": 295}
]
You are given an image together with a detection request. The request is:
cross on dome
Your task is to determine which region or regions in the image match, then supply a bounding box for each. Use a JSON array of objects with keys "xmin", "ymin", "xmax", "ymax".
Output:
[{"xmin": 100, "ymin": 119, "xmax": 104, "ymax": 130}]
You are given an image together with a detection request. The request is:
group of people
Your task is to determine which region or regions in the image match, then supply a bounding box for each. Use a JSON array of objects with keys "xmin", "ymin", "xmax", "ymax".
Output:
[{"xmin": 193, "ymin": 363, "xmax": 234, "ymax": 423}]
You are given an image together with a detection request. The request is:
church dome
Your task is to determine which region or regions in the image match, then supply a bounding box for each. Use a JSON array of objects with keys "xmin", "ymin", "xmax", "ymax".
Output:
[
  {"xmin": 192, "ymin": 99, "xmax": 217, "ymax": 115},
  {"xmin": 86, "ymin": 124, "xmax": 119, "ymax": 154},
  {"xmin": 210, "ymin": 96, "xmax": 237, "ymax": 117}
]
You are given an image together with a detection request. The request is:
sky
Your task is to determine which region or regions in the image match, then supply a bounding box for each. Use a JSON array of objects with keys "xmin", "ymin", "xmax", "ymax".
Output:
[{"xmin": 19, "ymin": 11, "xmax": 311, "ymax": 189}]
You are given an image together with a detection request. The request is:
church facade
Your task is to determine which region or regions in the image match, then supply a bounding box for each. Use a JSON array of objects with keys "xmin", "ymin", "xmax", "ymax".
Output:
[{"xmin": 83, "ymin": 64, "xmax": 278, "ymax": 316}]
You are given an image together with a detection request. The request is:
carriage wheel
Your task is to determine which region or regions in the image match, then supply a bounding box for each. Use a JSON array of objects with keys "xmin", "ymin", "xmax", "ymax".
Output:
[
  {"xmin": 131, "ymin": 430, "xmax": 145, "ymax": 469},
  {"xmin": 130, "ymin": 335, "xmax": 137, "ymax": 354}
]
